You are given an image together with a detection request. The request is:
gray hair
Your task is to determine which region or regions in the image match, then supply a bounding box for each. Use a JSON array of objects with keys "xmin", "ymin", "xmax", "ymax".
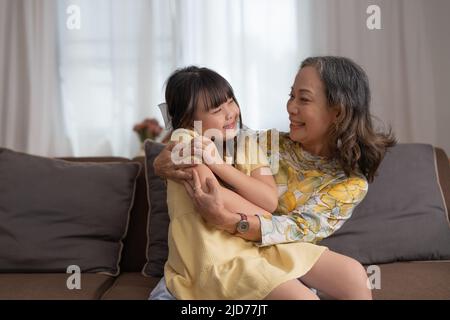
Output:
[{"xmin": 300, "ymin": 56, "xmax": 371, "ymax": 115}]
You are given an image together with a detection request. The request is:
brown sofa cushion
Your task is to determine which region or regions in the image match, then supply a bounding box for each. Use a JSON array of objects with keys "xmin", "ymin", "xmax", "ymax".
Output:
[
  {"xmin": 101, "ymin": 272, "xmax": 160, "ymax": 300},
  {"xmin": 371, "ymin": 261, "xmax": 450, "ymax": 300},
  {"xmin": 0, "ymin": 148, "xmax": 140, "ymax": 275},
  {"xmin": 142, "ymin": 140, "xmax": 170, "ymax": 277},
  {"xmin": 320, "ymin": 144, "xmax": 450, "ymax": 264},
  {"xmin": 0, "ymin": 273, "xmax": 115, "ymax": 300}
]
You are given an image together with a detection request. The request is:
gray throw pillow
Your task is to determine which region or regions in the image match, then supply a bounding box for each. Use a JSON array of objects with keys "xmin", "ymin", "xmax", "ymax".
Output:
[
  {"xmin": 142, "ymin": 140, "xmax": 169, "ymax": 277},
  {"xmin": 320, "ymin": 144, "xmax": 450, "ymax": 264},
  {"xmin": 0, "ymin": 148, "xmax": 140, "ymax": 275}
]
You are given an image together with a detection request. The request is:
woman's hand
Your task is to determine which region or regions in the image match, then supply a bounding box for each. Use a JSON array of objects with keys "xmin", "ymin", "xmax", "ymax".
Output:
[
  {"xmin": 153, "ymin": 141, "xmax": 197, "ymax": 182},
  {"xmin": 183, "ymin": 170, "xmax": 237, "ymax": 233}
]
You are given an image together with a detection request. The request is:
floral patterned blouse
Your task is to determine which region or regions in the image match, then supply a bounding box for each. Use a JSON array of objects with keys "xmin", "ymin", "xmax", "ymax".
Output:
[{"xmin": 256, "ymin": 130, "xmax": 369, "ymax": 246}]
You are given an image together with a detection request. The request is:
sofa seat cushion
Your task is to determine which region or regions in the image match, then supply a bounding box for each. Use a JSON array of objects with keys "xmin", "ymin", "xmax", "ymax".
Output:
[
  {"xmin": 101, "ymin": 272, "xmax": 160, "ymax": 300},
  {"xmin": 0, "ymin": 273, "xmax": 115, "ymax": 299},
  {"xmin": 372, "ymin": 261, "xmax": 450, "ymax": 300}
]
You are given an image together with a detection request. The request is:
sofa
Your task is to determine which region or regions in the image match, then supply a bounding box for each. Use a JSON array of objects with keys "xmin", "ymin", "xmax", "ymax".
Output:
[{"xmin": 0, "ymin": 143, "xmax": 449, "ymax": 300}]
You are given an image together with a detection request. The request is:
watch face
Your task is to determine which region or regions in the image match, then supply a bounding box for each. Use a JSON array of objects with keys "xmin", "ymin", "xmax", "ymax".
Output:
[{"xmin": 237, "ymin": 220, "xmax": 250, "ymax": 233}]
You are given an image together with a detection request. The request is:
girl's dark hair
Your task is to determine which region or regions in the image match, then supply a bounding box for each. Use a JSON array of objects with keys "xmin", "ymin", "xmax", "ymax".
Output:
[
  {"xmin": 165, "ymin": 66, "xmax": 242, "ymax": 130},
  {"xmin": 300, "ymin": 56, "xmax": 397, "ymax": 183}
]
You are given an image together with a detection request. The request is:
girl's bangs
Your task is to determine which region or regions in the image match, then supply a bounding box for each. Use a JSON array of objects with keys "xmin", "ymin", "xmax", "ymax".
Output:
[{"xmin": 197, "ymin": 77, "xmax": 234, "ymax": 112}]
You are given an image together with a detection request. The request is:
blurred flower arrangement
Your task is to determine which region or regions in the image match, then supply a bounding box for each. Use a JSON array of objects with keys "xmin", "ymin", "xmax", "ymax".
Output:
[{"xmin": 133, "ymin": 118, "xmax": 163, "ymax": 143}]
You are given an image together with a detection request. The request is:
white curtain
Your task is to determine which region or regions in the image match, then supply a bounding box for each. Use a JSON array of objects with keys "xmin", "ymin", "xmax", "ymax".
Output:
[
  {"xmin": 58, "ymin": 0, "xmax": 189, "ymax": 157},
  {"xmin": 57, "ymin": 0, "xmax": 450, "ymax": 158},
  {"xmin": 0, "ymin": 0, "xmax": 71, "ymax": 157},
  {"xmin": 171, "ymin": 0, "xmax": 311, "ymax": 132},
  {"xmin": 2, "ymin": 0, "xmax": 449, "ymax": 157},
  {"xmin": 57, "ymin": 0, "xmax": 311, "ymax": 158},
  {"xmin": 310, "ymin": 0, "xmax": 447, "ymax": 148}
]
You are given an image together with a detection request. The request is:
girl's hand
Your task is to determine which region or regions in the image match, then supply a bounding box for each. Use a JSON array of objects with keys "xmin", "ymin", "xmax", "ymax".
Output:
[{"xmin": 190, "ymin": 136, "xmax": 224, "ymax": 167}]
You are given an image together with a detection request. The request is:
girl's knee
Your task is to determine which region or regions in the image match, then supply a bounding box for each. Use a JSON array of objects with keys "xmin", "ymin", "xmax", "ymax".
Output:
[
  {"xmin": 343, "ymin": 258, "xmax": 366, "ymax": 282},
  {"xmin": 265, "ymin": 279, "xmax": 319, "ymax": 300},
  {"xmin": 344, "ymin": 258, "xmax": 372, "ymax": 299}
]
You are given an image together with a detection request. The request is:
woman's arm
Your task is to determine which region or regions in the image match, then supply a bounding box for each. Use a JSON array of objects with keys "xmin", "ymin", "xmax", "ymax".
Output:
[
  {"xmin": 183, "ymin": 169, "xmax": 263, "ymax": 242},
  {"xmin": 186, "ymin": 171, "xmax": 368, "ymax": 245},
  {"xmin": 257, "ymin": 176, "xmax": 369, "ymax": 246}
]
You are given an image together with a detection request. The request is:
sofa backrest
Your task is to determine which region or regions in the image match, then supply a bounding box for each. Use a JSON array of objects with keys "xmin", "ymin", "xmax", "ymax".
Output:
[{"xmin": 61, "ymin": 147, "xmax": 450, "ymax": 273}]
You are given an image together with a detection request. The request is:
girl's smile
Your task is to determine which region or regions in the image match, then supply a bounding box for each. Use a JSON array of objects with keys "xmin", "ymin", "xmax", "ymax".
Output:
[{"xmin": 223, "ymin": 120, "xmax": 237, "ymax": 130}]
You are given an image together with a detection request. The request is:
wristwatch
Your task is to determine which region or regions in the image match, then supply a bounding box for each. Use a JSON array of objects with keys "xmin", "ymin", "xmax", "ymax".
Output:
[{"xmin": 234, "ymin": 213, "xmax": 250, "ymax": 234}]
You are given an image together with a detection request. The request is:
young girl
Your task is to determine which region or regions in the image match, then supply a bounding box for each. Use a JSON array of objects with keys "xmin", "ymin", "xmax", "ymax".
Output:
[{"xmin": 162, "ymin": 66, "xmax": 329, "ymax": 300}]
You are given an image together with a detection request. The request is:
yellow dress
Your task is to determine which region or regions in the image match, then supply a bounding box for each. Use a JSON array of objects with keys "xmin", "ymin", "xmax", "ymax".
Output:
[{"xmin": 164, "ymin": 129, "xmax": 327, "ymax": 300}]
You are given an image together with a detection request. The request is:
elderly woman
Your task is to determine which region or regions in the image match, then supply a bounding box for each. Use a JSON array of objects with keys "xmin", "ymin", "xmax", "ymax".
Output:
[{"xmin": 150, "ymin": 56, "xmax": 395, "ymax": 300}]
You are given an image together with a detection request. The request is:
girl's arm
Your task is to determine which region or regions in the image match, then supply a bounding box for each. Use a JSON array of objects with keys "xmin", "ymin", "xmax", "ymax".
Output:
[
  {"xmin": 209, "ymin": 163, "xmax": 278, "ymax": 213},
  {"xmin": 192, "ymin": 135, "xmax": 278, "ymax": 213},
  {"xmin": 190, "ymin": 164, "xmax": 276, "ymax": 217}
]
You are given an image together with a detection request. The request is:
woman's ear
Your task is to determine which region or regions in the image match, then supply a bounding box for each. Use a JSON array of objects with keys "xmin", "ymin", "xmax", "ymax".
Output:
[{"xmin": 331, "ymin": 105, "xmax": 341, "ymax": 121}]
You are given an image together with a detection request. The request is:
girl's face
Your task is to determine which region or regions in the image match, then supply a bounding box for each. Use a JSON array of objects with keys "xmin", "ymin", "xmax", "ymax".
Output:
[
  {"xmin": 194, "ymin": 97, "xmax": 240, "ymax": 140},
  {"xmin": 287, "ymin": 66, "xmax": 339, "ymax": 156}
]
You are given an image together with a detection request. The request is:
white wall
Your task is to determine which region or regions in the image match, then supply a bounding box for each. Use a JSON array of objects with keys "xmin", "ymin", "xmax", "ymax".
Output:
[
  {"xmin": 309, "ymin": 0, "xmax": 450, "ymax": 155},
  {"xmin": 424, "ymin": 0, "xmax": 450, "ymax": 155}
]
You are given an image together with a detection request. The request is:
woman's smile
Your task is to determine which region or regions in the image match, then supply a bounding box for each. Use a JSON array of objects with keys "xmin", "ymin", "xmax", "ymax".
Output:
[{"xmin": 289, "ymin": 120, "xmax": 306, "ymax": 130}]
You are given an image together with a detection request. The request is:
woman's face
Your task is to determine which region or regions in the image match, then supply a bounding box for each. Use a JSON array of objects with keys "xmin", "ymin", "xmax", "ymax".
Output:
[
  {"xmin": 287, "ymin": 66, "xmax": 338, "ymax": 155},
  {"xmin": 194, "ymin": 97, "xmax": 240, "ymax": 141}
]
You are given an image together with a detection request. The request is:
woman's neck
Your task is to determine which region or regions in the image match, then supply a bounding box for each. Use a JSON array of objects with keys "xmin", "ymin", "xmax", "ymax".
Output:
[{"xmin": 300, "ymin": 142, "xmax": 332, "ymax": 158}]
